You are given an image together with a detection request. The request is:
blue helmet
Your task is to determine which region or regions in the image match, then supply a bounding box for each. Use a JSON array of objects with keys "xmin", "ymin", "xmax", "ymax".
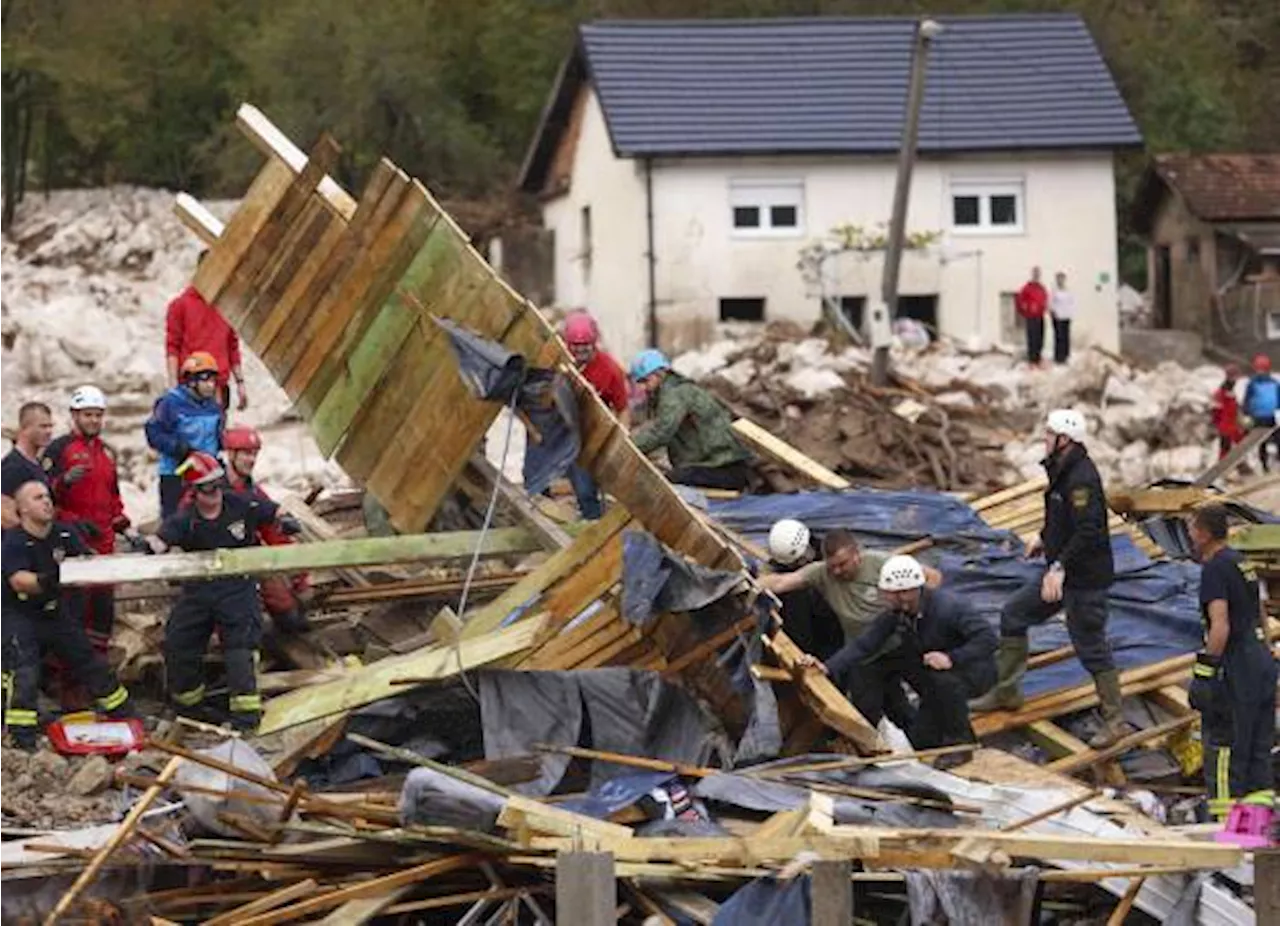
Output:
[{"xmin": 630, "ymin": 348, "xmax": 671, "ymax": 381}]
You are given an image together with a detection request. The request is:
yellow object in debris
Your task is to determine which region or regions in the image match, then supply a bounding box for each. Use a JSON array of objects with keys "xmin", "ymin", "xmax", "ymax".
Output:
[{"xmin": 1168, "ymin": 726, "xmax": 1203, "ymax": 776}]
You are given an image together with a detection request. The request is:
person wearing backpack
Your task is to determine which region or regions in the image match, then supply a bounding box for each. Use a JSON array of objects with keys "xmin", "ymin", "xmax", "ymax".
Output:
[{"xmin": 1242, "ymin": 354, "xmax": 1280, "ymax": 471}]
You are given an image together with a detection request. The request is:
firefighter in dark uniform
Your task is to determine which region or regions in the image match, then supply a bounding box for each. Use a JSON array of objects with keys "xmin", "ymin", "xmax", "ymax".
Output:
[
  {"xmin": 971, "ymin": 409, "xmax": 1132, "ymax": 748},
  {"xmin": 802, "ymin": 555, "xmax": 997, "ymax": 752},
  {"xmin": 1187, "ymin": 504, "xmax": 1277, "ymax": 818},
  {"xmin": 2, "ymin": 481, "xmax": 133, "ymax": 749},
  {"xmin": 144, "ymin": 451, "xmax": 300, "ymax": 731}
]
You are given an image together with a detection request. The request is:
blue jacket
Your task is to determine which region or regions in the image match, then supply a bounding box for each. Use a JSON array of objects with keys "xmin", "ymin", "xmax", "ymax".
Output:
[
  {"xmin": 1244, "ymin": 374, "xmax": 1280, "ymax": 421},
  {"xmin": 145, "ymin": 386, "xmax": 223, "ymax": 475}
]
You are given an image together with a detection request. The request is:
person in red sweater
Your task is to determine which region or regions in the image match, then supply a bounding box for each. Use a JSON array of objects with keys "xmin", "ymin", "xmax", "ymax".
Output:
[
  {"xmin": 1211, "ymin": 364, "xmax": 1246, "ymax": 459},
  {"xmin": 42, "ymin": 385, "xmax": 133, "ymax": 705},
  {"xmin": 561, "ymin": 310, "xmax": 629, "ymax": 519},
  {"xmin": 166, "ymin": 253, "xmax": 248, "ymax": 410},
  {"xmin": 1015, "ymin": 266, "xmax": 1049, "ymax": 366}
]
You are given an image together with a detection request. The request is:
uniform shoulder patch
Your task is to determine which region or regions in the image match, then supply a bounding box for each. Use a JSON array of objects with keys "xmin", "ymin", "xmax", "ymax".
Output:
[
  {"xmin": 1238, "ymin": 561, "xmax": 1258, "ymax": 583},
  {"xmin": 1071, "ymin": 486, "xmax": 1090, "ymax": 510},
  {"xmin": 227, "ymin": 520, "xmax": 246, "ymax": 541}
]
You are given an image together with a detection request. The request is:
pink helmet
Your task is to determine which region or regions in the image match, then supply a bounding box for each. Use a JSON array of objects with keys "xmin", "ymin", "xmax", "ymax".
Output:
[{"xmin": 562, "ymin": 311, "xmax": 599, "ymax": 347}]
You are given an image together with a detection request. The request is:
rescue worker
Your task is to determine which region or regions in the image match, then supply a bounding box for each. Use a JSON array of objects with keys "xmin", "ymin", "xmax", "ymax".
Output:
[
  {"xmin": 43, "ymin": 386, "xmax": 132, "ymax": 660},
  {"xmin": 145, "ymin": 451, "xmax": 300, "ymax": 730},
  {"xmin": 2, "ymin": 481, "xmax": 134, "ymax": 749},
  {"xmin": 1187, "ymin": 504, "xmax": 1276, "ymax": 819},
  {"xmin": 629, "ymin": 349, "xmax": 754, "ymax": 491},
  {"xmin": 971, "ymin": 409, "xmax": 1132, "ymax": 748},
  {"xmin": 1211, "ymin": 364, "xmax": 1245, "ymax": 460},
  {"xmin": 1243, "ymin": 354, "xmax": 1280, "ymax": 472},
  {"xmin": 2, "ymin": 401, "xmax": 54, "ymax": 528},
  {"xmin": 763, "ymin": 519, "xmax": 843, "ymax": 661},
  {"xmin": 166, "ymin": 255, "xmax": 248, "ymax": 411},
  {"xmin": 561, "ymin": 311, "xmax": 630, "ymax": 520},
  {"xmin": 222, "ymin": 426, "xmax": 311, "ymax": 634},
  {"xmin": 146, "ymin": 351, "xmax": 225, "ymax": 517},
  {"xmin": 800, "ymin": 555, "xmax": 997, "ymax": 752}
]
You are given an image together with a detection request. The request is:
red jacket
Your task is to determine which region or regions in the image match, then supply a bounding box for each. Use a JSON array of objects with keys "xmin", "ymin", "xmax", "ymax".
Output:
[
  {"xmin": 581, "ymin": 350, "xmax": 629, "ymax": 414},
  {"xmin": 1015, "ymin": 281, "xmax": 1048, "ymax": 320},
  {"xmin": 42, "ymin": 433, "xmax": 127, "ymax": 555},
  {"xmin": 166, "ymin": 286, "xmax": 241, "ymax": 389},
  {"xmin": 1212, "ymin": 383, "xmax": 1244, "ymax": 441}
]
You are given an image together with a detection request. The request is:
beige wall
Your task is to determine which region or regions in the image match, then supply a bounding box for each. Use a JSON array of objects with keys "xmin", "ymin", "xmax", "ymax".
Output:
[{"xmin": 1146, "ymin": 192, "xmax": 1214, "ymax": 335}]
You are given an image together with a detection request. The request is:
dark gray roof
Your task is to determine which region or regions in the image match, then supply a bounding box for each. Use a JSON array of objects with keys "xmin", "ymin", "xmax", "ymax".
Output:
[{"xmin": 521, "ymin": 15, "xmax": 1141, "ymax": 191}]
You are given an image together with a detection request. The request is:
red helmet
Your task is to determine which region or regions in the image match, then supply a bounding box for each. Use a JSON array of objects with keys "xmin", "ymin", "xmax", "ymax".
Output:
[
  {"xmin": 176, "ymin": 451, "xmax": 225, "ymax": 486},
  {"xmin": 223, "ymin": 426, "xmax": 262, "ymax": 451},
  {"xmin": 1254, "ymin": 353, "xmax": 1272, "ymax": 374},
  {"xmin": 562, "ymin": 311, "xmax": 599, "ymax": 347}
]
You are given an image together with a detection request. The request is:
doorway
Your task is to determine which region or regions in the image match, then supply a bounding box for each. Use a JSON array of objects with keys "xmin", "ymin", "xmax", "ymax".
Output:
[{"xmin": 1154, "ymin": 245, "xmax": 1172, "ymax": 328}]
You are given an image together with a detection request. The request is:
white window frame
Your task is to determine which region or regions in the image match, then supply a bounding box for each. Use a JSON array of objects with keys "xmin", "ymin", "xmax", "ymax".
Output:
[
  {"xmin": 949, "ymin": 178, "xmax": 1025, "ymax": 235},
  {"xmin": 729, "ymin": 180, "xmax": 805, "ymax": 238},
  {"xmin": 1267, "ymin": 310, "xmax": 1280, "ymax": 341}
]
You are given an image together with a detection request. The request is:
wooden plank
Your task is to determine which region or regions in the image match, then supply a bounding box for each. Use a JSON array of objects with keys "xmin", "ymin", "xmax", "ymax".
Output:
[
  {"xmin": 1194, "ymin": 424, "xmax": 1280, "ymax": 487},
  {"xmin": 571, "ymin": 624, "xmax": 644, "ymax": 670},
  {"xmin": 555, "ymin": 851, "xmax": 616, "ymax": 926},
  {"xmin": 257, "ymin": 616, "xmax": 545, "ymax": 735},
  {"xmin": 1232, "ymin": 523, "xmax": 1280, "ymax": 552},
  {"xmin": 1048, "ymin": 715, "xmax": 1198, "ymax": 775},
  {"xmin": 970, "ymin": 477, "xmax": 1047, "ymax": 513},
  {"xmin": 315, "ymin": 886, "xmax": 413, "ymax": 925},
  {"xmin": 1109, "ymin": 486, "xmax": 1217, "ymax": 516},
  {"xmin": 461, "ymin": 506, "xmax": 631, "ymax": 640},
  {"xmin": 1026, "ymin": 720, "xmax": 1094, "ymax": 760},
  {"xmin": 498, "ymin": 794, "xmax": 633, "ymax": 843},
  {"xmin": 203, "ymin": 880, "xmax": 319, "ymax": 926},
  {"xmin": 542, "ymin": 533, "xmax": 623, "ymax": 624},
  {"xmin": 731, "ymin": 418, "xmax": 850, "ymax": 490},
  {"xmin": 1146, "ymin": 685, "xmax": 1193, "ymax": 717},
  {"xmin": 60, "ymin": 528, "xmax": 547, "ymax": 587},
  {"xmin": 277, "ymin": 495, "xmax": 369, "ymax": 588},
  {"xmin": 811, "ymin": 859, "xmax": 854, "ymax": 926},
  {"xmin": 252, "ymin": 206, "xmax": 347, "ymax": 361},
  {"xmin": 236, "ymin": 103, "xmax": 357, "ymax": 219},
  {"xmin": 765, "ymin": 630, "xmax": 884, "ymax": 755},
  {"xmin": 174, "ymin": 193, "xmax": 225, "ymax": 245},
  {"xmin": 467, "ymin": 454, "xmax": 571, "ymax": 550}
]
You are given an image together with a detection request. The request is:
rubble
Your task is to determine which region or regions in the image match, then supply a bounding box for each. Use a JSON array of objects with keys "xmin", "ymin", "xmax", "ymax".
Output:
[{"xmin": 1, "ymin": 747, "xmax": 121, "ymax": 829}]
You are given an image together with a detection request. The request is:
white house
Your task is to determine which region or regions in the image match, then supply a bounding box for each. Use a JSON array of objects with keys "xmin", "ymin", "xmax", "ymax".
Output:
[{"xmin": 519, "ymin": 15, "xmax": 1142, "ymax": 360}]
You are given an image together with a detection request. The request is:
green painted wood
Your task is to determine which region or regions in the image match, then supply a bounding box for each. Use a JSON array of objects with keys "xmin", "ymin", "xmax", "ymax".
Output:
[{"xmin": 1233, "ymin": 524, "xmax": 1280, "ymax": 552}]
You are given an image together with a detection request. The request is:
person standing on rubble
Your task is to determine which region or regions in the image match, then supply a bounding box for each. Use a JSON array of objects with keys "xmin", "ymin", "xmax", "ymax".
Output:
[
  {"xmin": 2, "ymin": 401, "xmax": 54, "ymax": 529},
  {"xmin": 2, "ymin": 481, "xmax": 135, "ymax": 750},
  {"xmin": 1211, "ymin": 364, "xmax": 1246, "ymax": 460},
  {"xmin": 166, "ymin": 254, "xmax": 248, "ymax": 411},
  {"xmin": 629, "ymin": 349, "xmax": 754, "ymax": 491},
  {"xmin": 561, "ymin": 310, "xmax": 630, "ymax": 519},
  {"xmin": 762, "ymin": 519, "xmax": 844, "ymax": 660},
  {"xmin": 221, "ymin": 426, "xmax": 312, "ymax": 634},
  {"xmin": 142, "ymin": 451, "xmax": 301, "ymax": 731},
  {"xmin": 146, "ymin": 351, "xmax": 225, "ymax": 518},
  {"xmin": 42, "ymin": 386, "xmax": 134, "ymax": 704},
  {"xmin": 1243, "ymin": 354, "xmax": 1280, "ymax": 472},
  {"xmin": 800, "ymin": 555, "xmax": 997, "ymax": 755},
  {"xmin": 1187, "ymin": 504, "xmax": 1276, "ymax": 820},
  {"xmin": 971, "ymin": 409, "xmax": 1132, "ymax": 748},
  {"xmin": 1049, "ymin": 271, "xmax": 1075, "ymax": 364},
  {"xmin": 1015, "ymin": 267, "xmax": 1048, "ymax": 367}
]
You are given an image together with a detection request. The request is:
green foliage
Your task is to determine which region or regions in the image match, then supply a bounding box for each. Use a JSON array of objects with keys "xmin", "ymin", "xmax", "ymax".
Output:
[{"xmin": 2, "ymin": 0, "xmax": 1277, "ymax": 223}]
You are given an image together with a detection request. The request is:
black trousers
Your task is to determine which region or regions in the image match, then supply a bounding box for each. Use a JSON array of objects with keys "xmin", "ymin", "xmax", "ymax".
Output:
[
  {"xmin": 1254, "ymin": 415, "xmax": 1279, "ymax": 472},
  {"xmin": 1226, "ymin": 666, "xmax": 1278, "ymax": 798},
  {"xmin": 3, "ymin": 604, "xmax": 127, "ymax": 732},
  {"xmin": 1025, "ymin": 316, "xmax": 1044, "ymax": 364},
  {"xmin": 669, "ymin": 461, "xmax": 752, "ymax": 491},
  {"xmin": 165, "ymin": 580, "xmax": 263, "ymax": 718},
  {"xmin": 159, "ymin": 474, "xmax": 186, "ymax": 519},
  {"xmin": 1052, "ymin": 318, "xmax": 1071, "ymax": 364},
  {"xmin": 842, "ymin": 650, "xmax": 995, "ymax": 749},
  {"xmin": 1001, "ymin": 579, "xmax": 1114, "ymax": 675}
]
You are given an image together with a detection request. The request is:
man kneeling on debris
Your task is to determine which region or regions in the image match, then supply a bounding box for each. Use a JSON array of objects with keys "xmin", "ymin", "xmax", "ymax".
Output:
[
  {"xmin": 143, "ymin": 451, "xmax": 301, "ymax": 730},
  {"xmin": 799, "ymin": 555, "xmax": 997, "ymax": 754},
  {"xmin": 2, "ymin": 481, "xmax": 135, "ymax": 750},
  {"xmin": 629, "ymin": 349, "xmax": 754, "ymax": 491}
]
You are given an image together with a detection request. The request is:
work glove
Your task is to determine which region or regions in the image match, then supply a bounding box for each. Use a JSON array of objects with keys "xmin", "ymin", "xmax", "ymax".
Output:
[
  {"xmin": 277, "ymin": 514, "xmax": 302, "ymax": 536},
  {"xmin": 1188, "ymin": 652, "xmax": 1225, "ymax": 714},
  {"xmin": 111, "ymin": 515, "xmax": 132, "ymax": 534}
]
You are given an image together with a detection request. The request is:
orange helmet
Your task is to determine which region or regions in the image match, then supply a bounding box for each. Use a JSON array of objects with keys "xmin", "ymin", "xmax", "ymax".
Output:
[
  {"xmin": 181, "ymin": 351, "xmax": 219, "ymax": 379},
  {"xmin": 176, "ymin": 451, "xmax": 225, "ymax": 486},
  {"xmin": 223, "ymin": 426, "xmax": 261, "ymax": 452}
]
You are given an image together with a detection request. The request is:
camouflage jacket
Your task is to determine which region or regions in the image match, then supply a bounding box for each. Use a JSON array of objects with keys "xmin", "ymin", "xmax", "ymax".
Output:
[{"xmin": 632, "ymin": 373, "xmax": 752, "ymax": 470}]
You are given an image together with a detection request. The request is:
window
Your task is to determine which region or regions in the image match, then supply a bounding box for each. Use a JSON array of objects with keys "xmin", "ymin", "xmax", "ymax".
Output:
[
  {"xmin": 730, "ymin": 181, "xmax": 804, "ymax": 236},
  {"xmin": 1268, "ymin": 312, "xmax": 1280, "ymax": 341},
  {"xmin": 719, "ymin": 297, "xmax": 766, "ymax": 322},
  {"xmin": 949, "ymin": 180, "xmax": 1024, "ymax": 233},
  {"xmin": 578, "ymin": 206, "xmax": 592, "ymax": 268},
  {"xmin": 838, "ymin": 296, "xmax": 866, "ymax": 331}
]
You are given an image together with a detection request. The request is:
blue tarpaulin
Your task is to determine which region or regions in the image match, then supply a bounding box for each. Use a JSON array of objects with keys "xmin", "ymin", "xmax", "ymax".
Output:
[{"xmin": 709, "ymin": 489, "xmax": 1204, "ymax": 697}]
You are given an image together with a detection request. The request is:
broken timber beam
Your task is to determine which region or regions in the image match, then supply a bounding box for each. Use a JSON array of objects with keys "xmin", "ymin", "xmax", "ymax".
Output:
[
  {"xmin": 1194, "ymin": 424, "xmax": 1280, "ymax": 487},
  {"xmin": 59, "ymin": 527, "xmax": 548, "ymax": 587},
  {"xmin": 1109, "ymin": 486, "xmax": 1218, "ymax": 516},
  {"xmin": 732, "ymin": 418, "xmax": 850, "ymax": 490}
]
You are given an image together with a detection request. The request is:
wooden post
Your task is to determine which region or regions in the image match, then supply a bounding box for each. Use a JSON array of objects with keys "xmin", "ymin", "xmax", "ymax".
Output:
[
  {"xmin": 556, "ymin": 851, "xmax": 615, "ymax": 926},
  {"xmin": 810, "ymin": 859, "xmax": 853, "ymax": 926},
  {"xmin": 1256, "ymin": 849, "xmax": 1280, "ymax": 926}
]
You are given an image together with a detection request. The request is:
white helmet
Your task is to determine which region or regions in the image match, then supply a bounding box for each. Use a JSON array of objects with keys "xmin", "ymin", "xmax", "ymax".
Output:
[
  {"xmin": 1046, "ymin": 408, "xmax": 1086, "ymax": 443},
  {"xmin": 768, "ymin": 519, "xmax": 811, "ymax": 565},
  {"xmin": 878, "ymin": 554, "xmax": 927, "ymax": 592},
  {"xmin": 69, "ymin": 385, "xmax": 107, "ymax": 411}
]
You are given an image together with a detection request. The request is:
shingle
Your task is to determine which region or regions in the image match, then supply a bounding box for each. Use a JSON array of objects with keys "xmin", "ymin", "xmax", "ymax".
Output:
[
  {"xmin": 1154, "ymin": 154, "xmax": 1280, "ymax": 222},
  {"xmin": 579, "ymin": 15, "xmax": 1142, "ymax": 157}
]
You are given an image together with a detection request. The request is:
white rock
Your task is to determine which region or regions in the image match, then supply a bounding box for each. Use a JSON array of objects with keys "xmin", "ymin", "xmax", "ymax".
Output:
[
  {"xmin": 783, "ymin": 367, "xmax": 846, "ymax": 400},
  {"xmin": 717, "ymin": 359, "xmax": 758, "ymax": 390}
]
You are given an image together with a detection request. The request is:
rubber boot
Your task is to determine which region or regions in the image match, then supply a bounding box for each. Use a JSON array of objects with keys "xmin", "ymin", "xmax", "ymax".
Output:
[
  {"xmin": 968, "ymin": 637, "xmax": 1028, "ymax": 712},
  {"xmin": 1087, "ymin": 669, "xmax": 1135, "ymax": 748}
]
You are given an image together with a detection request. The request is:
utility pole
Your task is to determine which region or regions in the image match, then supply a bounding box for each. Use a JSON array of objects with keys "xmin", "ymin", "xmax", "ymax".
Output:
[{"xmin": 871, "ymin": 19, "xmax": 942, "ymax": 386}]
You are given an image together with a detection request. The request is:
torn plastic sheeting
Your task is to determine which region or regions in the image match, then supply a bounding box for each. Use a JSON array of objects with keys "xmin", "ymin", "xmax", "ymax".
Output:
[
  {"xmin": 621, "ymin": 530, "xmax": 747, "ymax": 626},
  {"xmin": 174, "ymin": 740, "xmax": 282, "ymax": 838},
  {"xmin": 398, "ymin": 765, "xmax": 505, "ymax": 831},
  {"xmin": 905, "ymin": 868, "xmax": 1039, "ymax": 926},
  {"xmin": 478, "ymin": 668, "xmax": 721, "ymax": 796},
  {"xmin": 711, "ymin": 875, "xmax": 809, "ymax": 926}
]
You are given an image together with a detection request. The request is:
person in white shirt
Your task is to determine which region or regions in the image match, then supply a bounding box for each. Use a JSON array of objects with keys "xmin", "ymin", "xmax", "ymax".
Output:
[{"xmin": 1050, "ymin": 271, "xmax": 1076, "ymax": 364}]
